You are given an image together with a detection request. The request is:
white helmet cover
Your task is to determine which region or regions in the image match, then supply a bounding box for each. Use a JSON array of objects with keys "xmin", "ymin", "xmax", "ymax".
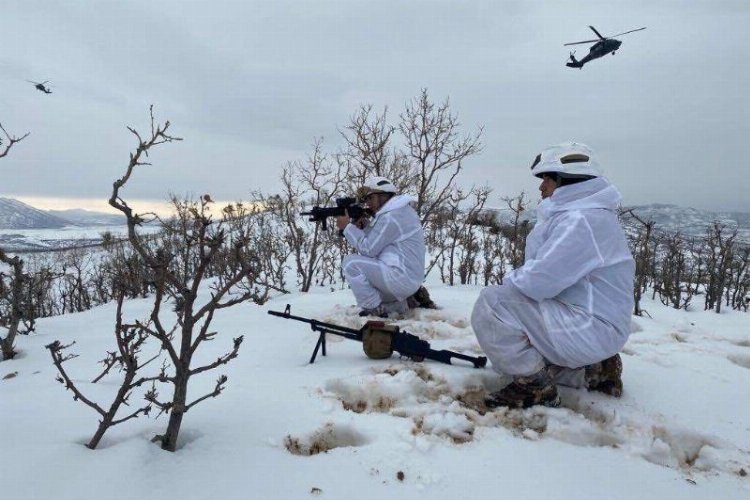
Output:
[
  {"xmin": 362, "ymin": 176, "xmax": 398, "ymax": 195},
  {"xmin": 530, "ymin": 142, "xmax": 602, "ymax": 179}
]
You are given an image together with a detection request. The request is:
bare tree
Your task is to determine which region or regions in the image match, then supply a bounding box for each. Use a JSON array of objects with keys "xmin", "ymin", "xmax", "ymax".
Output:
[
  {"xmin": 106, "ymin": 107, "xmax": 261, "ymax": 451},
  {"xmin": 654, "ymin": 232, "xmax": 695, "ymax": 310},
  {"xmin": 480, "ymin": 222, "xmax": 506, "ymax": 286},
  {"xmin": 400, "ymin": 89, "xmax": 483, "ymax": 225},
  {"xmin": 339, "ymin": 89, "xmax": 483, "ymax": 227},
  {"xmin": 703, "ymin": 222, "xmax": 737, "ymax": 313},
  {"xmin": 621, "ymin": 209, "xmax": 656, "ymax": 316},
  {"xmin": 729, "ymin": 245, "xmax": 749, "ymax": 311},
  {"xmin": 0, "ymin": 123, "xmax": 30, "ymax": 360},
  {"xmin": 0, "ymin": 123, "xmax": 30, "ymax": 159},
  {"xmin": 265, "ymin": 138, "xmax": 349, "ymax": 292},
  {"xmin": 0, "ymin": 254, "xmax": 27, "ymax": 360},
  {"xmin": 340, "ymin": 106, "xmax": 408, "ymax": 187},
  {"xmin": 499, "ymin": 192, "xmax": 530, "ymax": 270}
]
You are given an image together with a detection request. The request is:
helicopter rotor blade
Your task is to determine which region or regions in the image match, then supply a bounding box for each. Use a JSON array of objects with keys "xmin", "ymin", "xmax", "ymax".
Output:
[
  {"xmin": 564, "ymin": 39, "xmax": 599, "ymax": 46},
  {"xmin": 609, "ymin": 27, "xmax": 646, "ymax": 38},
  {"xmin": 589, "ymin": 26, "xmax": 606, "ymax": 40}
]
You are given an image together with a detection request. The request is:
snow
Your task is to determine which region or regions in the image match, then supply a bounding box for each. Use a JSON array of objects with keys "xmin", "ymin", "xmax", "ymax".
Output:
[{"xmin": 1, "ymin": 283, "xmax": 749, "ymax": 499}]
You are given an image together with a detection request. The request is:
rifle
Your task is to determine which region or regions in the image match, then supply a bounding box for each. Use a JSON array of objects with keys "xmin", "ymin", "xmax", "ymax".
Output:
[
  {"xmin": 268, "ymin": 305, "xmax": 487, "ymax": 368},
  {"xmin": 300, "ymin": 197, "xmax": 372, "ymax": 231}
]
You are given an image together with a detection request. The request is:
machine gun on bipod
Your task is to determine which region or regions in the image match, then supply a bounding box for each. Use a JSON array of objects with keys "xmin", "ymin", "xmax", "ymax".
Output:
[{"xmin": 268, "ymin": 305, "xmax": 487, "ymax": 368}]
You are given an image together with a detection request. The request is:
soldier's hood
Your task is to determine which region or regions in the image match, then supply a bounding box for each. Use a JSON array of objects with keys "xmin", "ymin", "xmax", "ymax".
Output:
[
  {"xmin": 537, "ymin": 177, "xmax": 621, "ymax": 220},
  {"xmin": 375, "ymin": 194, "xmax": 416, "ymax": 218}
]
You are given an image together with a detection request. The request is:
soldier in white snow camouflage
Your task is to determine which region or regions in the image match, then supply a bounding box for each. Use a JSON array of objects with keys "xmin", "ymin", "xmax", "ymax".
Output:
[
  {"xmin": 336, "ymin": 177, "xmax": 426, "ymax": 318},
  {"xmin": 471, "ymin": 142, "xmax": 635, "ymax": 408}
]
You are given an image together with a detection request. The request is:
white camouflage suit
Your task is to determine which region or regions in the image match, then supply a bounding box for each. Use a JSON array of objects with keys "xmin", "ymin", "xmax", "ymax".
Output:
[
  {"xmin": 343, "ymin": 194, "xmax": 426, "ymax": 311},
  {"xmin": 471, "ymin": 177, "xmax": 635, "ymax": 387}
]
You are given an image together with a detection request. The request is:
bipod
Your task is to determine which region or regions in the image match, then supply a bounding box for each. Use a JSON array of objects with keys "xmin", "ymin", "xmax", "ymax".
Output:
[{"xmin": 268, "ymin": 304, "xmax": 362, "ymax": 364}]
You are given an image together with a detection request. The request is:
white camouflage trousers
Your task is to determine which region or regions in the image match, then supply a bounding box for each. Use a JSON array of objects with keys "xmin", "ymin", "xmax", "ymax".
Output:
[
  {"xmin": 471, "ymin": 284, "xmax": 623, "ymax": 388},
  {"xmin": 342, "ymin": 255, "xmax": 419, "ymax": 310}
]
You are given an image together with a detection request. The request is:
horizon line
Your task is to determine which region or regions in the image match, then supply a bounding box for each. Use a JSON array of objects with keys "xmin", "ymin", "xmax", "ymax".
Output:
[{"xmin": 4, "ymin": 195, "xmax": 240, "ymax": 217}]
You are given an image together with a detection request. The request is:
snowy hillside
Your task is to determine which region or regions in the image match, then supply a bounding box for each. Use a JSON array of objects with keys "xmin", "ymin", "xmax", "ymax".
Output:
[{"xmin": 1, "ymin": 284, "xmax": 748, "ymax": 500}]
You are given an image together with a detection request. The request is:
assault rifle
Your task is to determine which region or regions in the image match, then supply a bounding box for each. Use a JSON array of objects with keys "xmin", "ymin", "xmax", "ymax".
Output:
[
  {"xmin": 300, "ymin": 197, "xmax": 372, "ymax": 231},
  {"xmin": 268, "ymin": 305, "xmax": 487, "ymax": 368}
]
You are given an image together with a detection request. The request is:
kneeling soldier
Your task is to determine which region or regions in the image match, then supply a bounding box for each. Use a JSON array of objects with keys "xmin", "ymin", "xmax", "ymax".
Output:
[{"xmin": 336, "ymin": 177, "xmax": 426, "ymax": 317}]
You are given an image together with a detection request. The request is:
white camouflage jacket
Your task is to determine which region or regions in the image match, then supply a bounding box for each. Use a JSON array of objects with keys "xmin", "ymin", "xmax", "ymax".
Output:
[
  {"xmin": 343, "ymin": 194, "xmax": 426, "ymax": 288},
  {"xmin": 508, "ymin": 177, "xmax": 635, "ymax": 338}
]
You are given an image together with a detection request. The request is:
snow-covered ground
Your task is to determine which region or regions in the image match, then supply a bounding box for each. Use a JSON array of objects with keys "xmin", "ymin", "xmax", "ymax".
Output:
[
  {"xmin": 0, "ymin": 224, "xmax": 161, "ymax": 252},
  {"xmin": 1, "ymin": 283, "xmax": 749, "ymax": 500}
]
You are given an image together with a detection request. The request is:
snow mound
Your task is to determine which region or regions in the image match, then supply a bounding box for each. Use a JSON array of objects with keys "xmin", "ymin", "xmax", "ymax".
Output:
[
  {"xmin": 323, "ymin": 362, "xmax": 750, "ymax": 477},
  {"xmin": 284, "ymin": 422, "xmax": 370, "ymax": 456}
]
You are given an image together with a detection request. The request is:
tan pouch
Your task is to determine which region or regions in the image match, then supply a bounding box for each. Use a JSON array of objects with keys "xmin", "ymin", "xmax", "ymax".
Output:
[{"xmin": 361, "ymin": 321, "xmax": 397, "ymax": 359}]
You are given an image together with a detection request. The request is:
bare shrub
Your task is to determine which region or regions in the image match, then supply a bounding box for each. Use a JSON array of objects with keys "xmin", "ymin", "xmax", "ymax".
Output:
[
  {"xmin": 46, "ymin": 292, "xmax": 160, "ymax": 449},
  {"xmin": 102, "ymin": 107, "xmax": 264, "ymax": 451},
  {"xmin": 256, "ymin": 139, "xmax": 350, "ymax": 293},
  {"xmin": 434, "ymin": 187, "xmax": 491, "ymax": 285}
]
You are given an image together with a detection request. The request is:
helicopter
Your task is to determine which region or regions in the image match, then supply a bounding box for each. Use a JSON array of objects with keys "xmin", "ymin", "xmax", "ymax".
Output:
[
  {"xmin": 564, "ymin": 26, "xmax": 646, "ymax": 68},
  {"xmin": 27, "ymin": 80, "xmax": 52, "ymax": 94}
]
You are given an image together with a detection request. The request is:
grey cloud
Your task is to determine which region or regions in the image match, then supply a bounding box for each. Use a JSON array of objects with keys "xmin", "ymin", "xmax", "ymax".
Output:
[{"xmin": 1, "ymin": 0, "xmax": 748, "ymax": 211}]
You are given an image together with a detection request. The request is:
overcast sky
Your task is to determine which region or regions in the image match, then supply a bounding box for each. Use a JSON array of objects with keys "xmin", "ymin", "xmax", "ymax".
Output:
[{"xmin": 1, "ymin": 0, "xmax": 749, "ymax": 213}]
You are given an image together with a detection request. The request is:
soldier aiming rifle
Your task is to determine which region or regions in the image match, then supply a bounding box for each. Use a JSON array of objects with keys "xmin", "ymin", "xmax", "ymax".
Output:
[{"xmin": 302, "ymin": 176, "xmax": 435, "ymax": 316}]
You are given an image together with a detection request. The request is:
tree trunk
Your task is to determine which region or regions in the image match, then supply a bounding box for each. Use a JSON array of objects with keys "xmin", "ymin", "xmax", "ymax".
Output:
[{"xmin": 161, "ymin": 370, "xmax": 189, "ymax": 451}]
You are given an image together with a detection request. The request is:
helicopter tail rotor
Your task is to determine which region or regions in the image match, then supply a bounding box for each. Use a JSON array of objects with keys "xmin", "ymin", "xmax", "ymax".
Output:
[{"xmin": 566, "ymin": 51, "xmax": 583, "ymax": 69}]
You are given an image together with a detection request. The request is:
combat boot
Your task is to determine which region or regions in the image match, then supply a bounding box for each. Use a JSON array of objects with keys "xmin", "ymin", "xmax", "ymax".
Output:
[
  {"xmin": 585, "ymin": 354, "xmax": 623, "ymax": 397},
  {"xmin": 484, "ymin": 368, "xmax": 560, "ymax": 409},
  {"xmin": 358, "ymin": 305, "xmax": 388, "ymax": 318},
  {"xmin": 406, "ymin": 286, "xmax": 438, "ymax": 309}
]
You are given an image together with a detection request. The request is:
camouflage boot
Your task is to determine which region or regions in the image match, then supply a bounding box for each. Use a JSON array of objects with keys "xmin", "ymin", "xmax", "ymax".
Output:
[
  {"xmin": 406, "ymin": 286, "xmax": 438, "ymax": 309},
  {"xmin": 484, "ymin": 368, "xmax": 561, "ymax": 409},
  {"xmin": 585, "ymin": 354, "xmax": 623, "ymax": 398}
]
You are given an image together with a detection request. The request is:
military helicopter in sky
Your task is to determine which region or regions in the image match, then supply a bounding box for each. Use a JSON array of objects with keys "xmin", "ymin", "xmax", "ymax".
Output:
[
  {"xmin": 27, "ymin": 80, "xmax": 52, "ymax": 94},
  {"xmin": 564, "ymin": 26, "xmax": 646, "ymax": 68}
]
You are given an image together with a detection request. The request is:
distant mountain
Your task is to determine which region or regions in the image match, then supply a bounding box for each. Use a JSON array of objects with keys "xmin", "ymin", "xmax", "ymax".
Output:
[
  {"xmin": 623, "ymin": 203, "xmax": 750, "ymax": 241},
  {"xmin": 0, "ymin": 197, "xmax": 72, "ymax": 229},
  {"xmin": 47, "ymin": 208, "xmax": 125, "ymax": 226},
  {"xmin": 479, "ymin": 202, "xmax": 750, "ymax": 241},
  {"xmin": 0, "ymin": 198, "xmax": 126, "ymax": 230}
]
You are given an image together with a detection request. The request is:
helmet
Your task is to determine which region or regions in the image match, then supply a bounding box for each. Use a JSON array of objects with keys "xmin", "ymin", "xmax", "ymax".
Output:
[
  {"xmin": 360, "ymin": 176, "xmax": 398, "ymax": 196},
  {"xmin": 530, "ymin": 142, "xmax": 602, "ymax": 179}
]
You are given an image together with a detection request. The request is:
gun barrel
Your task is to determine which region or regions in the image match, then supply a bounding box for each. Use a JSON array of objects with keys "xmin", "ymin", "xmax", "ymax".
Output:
[
  {"xmin": 268, "ymin": 308, "xmax": 361, "ymax": 336},
  {"xmin": 439, "ymin": 350, "xmax": 488, "ymax": 368}
]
